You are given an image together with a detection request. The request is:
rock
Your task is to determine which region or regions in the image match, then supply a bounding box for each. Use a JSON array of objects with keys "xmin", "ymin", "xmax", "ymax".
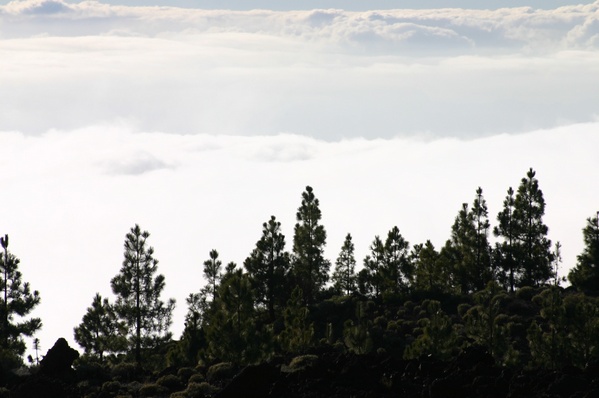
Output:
[{"xmin": 39, "ymin": 338, "xmax": 79, "ymax": 378}]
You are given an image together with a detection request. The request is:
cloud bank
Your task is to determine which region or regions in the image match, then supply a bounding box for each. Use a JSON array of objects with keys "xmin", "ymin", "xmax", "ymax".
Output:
[
  {"xmin": 1, "ymin": 0, "xmax": 598, "ymax": 359},
  {"xmin": 1, "ymin": 0, "xmax": 598, "ymax": 138},
  {"xmin": 1, "ymin": 123, "xmax": 598, "ymax": 355}
]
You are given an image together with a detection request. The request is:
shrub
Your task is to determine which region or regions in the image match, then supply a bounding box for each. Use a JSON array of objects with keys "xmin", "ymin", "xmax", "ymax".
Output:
[
  {"xmin": 75, "ymin": 360, "xmax": 108, "ymax": 383},
  {"xmin": 187, "ymin": 382, "xmax": 218, "ymax": 397},
  {"xmin": 125, "ymin": 381, "xmax": 142, "ymax": 396},
  {"xmin": 102, "ymin": 380, "xmax": 122, "ymax": 394},
  {"xmin": 157, "ymin": 374, "xmax": 184, "ymax": 392},
  {"xmin": 139, "ymin": 383, "xmax": 168, "ymax": 397},
  {"xmin": 177, "ymin": 367, "xmax": 195, "ymax": 383},
  {"xmin": 287, "ymin": 354, "xmax": 318, "ymax": 372},
  {"xmin": 188, "ymin": 373, "xmax": 205, "ymax": 384},
  {"xmin": 111, "ymin": 362, "xmax": 138, "ymax": 382},
  {"xmin": 206, "ymin": 362, "xmax": 234, "ymax": 383},
  {"xmin": 516, "ymin": 286, "xmax": 537, "ymax": 301}
]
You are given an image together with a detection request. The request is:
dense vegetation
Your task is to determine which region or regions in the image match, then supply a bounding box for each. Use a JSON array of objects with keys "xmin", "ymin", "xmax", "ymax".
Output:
[{"xmin": 1, "ymin": 167, "xmax": 599, "ymax": 397}]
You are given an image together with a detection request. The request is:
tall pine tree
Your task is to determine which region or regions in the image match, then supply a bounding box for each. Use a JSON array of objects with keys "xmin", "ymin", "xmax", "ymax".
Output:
[
  {"xmin": 0, "ymin": 235, "xmax": 41, "ymax": 366},
  {"xmin": 111, "ymin": 225, "xmax": 175, "ymax": 366},
  {"xmin": 203, "ymin": 249, "xmax": 222, "ymax": 303},
  {"xmin": 568, "ymin": 212, "xmax": 599, "ymax": 293},
  {"xmin": 513, "ymin": 168, "xmax": 554, "ymax": 287},
  {"xmin": 74, "ymin": 293, "xmax": 126, "ymax": 361},
  {"xmin": 361, "ymin": 236, "xmax": 385, "ymax": 298},
  {"xmin": 412, "ymin": 240, "xmax": 452, "ymax": 293},
  {"xmin": 244, "ymin": 216, "xmax": 290, "ymax": 321},
  {"xmin": 332, "ymin": 233, "xmax": 357, "ymax": 296},
  {"xmin": 494, "ymin": 187, "xmax": 518, "ymax": 292},
  {"xmin": 292, "ymin": 186, "xmax": 329, "ymax": 305},
  {"xmin": 381, "ymin": 226, "xmax": 412, "ymax": 295},
  {"xmin": 448, "ymin": 187, "xmax": 492, "ymax": 293}
]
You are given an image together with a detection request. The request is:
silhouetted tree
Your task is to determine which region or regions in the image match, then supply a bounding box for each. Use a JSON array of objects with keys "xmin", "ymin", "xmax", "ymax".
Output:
[
  {"xmin": 568, "ymin": 212, "xmax": 599, "ymax": 293},
  {"xmin": 404, "ymin": 300, "xmax": 457, "ymax": 361},
  {"xmin": 528, "ymin": 287, "xmax": 568, "ymax": 368},
  {"xmin": 206, "ymin": 270, "xmax": 260, "ymax": 363},
  {"xmin": 0, "ymin": 234, "xmax": 41, "ymax": 366},
  {"xmin": 343, "ymin": 301, "xmax": 373, "ymax": 354},
  {"xmin": 74, "ymin": 293, "xmax": 126, "ymax": 361},
  {"xmin": 279, "ymin": 287, "xmax": 314, "ymax": 353},
  {"xmin": 513, "ymin": 168, "xmax": 554, "ymax": 287},
  {"xmin": 292, "ymin": 186, "xmax": 330, "ymax": 305},
  {"xmin": 167, "ymin": 293, "xmax": 207, "ymax": 367},
  {"xmin": 494, "ymin": 187, "xmax": 518, "ymax": 291},
  {"xmin": 332, "ymin": 233, "xmax": 357, "ymax": 296},
  {"xmin": 111, "ymin": 224, "xmax": 175, "ymax": 366},
  {"xmin": 462, "ymin": 282, "xmax": 510, "ymax": 360},
  {"xmin": 412, "ymin": 240, "xmax": 452, "ymax": 293},
  {"xmin": 381, "ymin": 226, "xmax": 413, "ymax": 295},
  {"xmin": 495, "ymin": 170, "xmax": 553, "ymax": 289},
  {"xmin": 448, "ymin": 188, "xmax": 493, "ymax": 293},
  {"xmin": 244, "ymin": 216, "xmax": 291, "ymax": 321},
  {"xmin": 361, "ymin": 236, "xmax": 385, "ymax": 298},
  {"xmin": 203, "ymin": 250, "xmax": 222, "ymax": 303}
]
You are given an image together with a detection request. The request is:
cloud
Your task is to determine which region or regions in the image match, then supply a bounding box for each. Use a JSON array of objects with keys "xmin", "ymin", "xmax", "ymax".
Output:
[
  {"xmin": 3, "ymin": 0, "xmax": 71, "ymax": 15},
  {"xmin": 1, "ymin": 1, "xmax": 598, "ymax": 139},
  {"xmin": 0, "ymin": 122, "xmax": 597, "ymax": 357}
]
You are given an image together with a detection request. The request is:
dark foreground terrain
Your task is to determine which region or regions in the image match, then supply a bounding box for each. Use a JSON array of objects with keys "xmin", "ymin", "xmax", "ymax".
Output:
[{"xmin": 3, "ymin": 339, "xmax": 599, "ymax": 398}]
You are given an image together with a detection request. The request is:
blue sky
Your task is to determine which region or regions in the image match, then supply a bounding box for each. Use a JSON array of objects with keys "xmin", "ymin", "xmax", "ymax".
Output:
[{"xmin": 1, "ymin": 0, "xmax": 598, "ymax": 358}]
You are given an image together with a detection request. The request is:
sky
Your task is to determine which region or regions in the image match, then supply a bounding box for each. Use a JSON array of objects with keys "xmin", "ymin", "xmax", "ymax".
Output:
[{"xmin": 0, "ymin": 0, "xmax": 598, "ymax": 360}]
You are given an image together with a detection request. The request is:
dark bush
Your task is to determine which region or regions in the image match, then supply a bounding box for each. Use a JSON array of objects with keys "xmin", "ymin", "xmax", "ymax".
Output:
[{"xmin": 157, "ymin": 374, "xmax": 184, "ymax": 392}]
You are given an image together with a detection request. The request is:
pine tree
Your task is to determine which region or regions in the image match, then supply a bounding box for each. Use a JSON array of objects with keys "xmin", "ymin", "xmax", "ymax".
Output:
[
  {"xmin": 206, "ymin": 270, "xmax": 259, "ymax": 363},
  {"xmin": 167, "ymin": 293, "xmax": 207, "ymax": 367},
  {"xmin": 413, "ymin": 240, "xmax": 452, "ymax": 293},
  {"xmin": 381, "ymin": 226, "xmax": 412, "ymax": 295},
  {"xmin": 445, "ymin": 189, "xmax": 493, "ymax": 294},
  {"xmin": 203, "ymin": 250, "xmax": 222, "ymax": 303},
  {"xmin": 361, "ymin": 236, "xmax": 385, "ymax": 298},
  {"xmin": 332, "ymin": 233, "xmax": 357, "ymax": 296},
  {"xmin": 462, "ymin": 282, "xmax": 510, "ymax": 360},
  {"xmin": 0, "ymin": 235, "xmax": 41, "ymax": 365},
  {"xmin": 110, "ymin": 224, "xmax": 176, "ymax": 366},
  {"xmin": 472, "ymin": 187, "xmax": 493, "ymax": 287},
  {"xmin": 513, "ymin": 168, "xmax": 554, "ymax": 287},
  {"xmin": 279, "ymin": 287, "xmax": 314, "ymax": 353},
  {"xmin": 74, "ymin": 293, "xmax": 126, "ymax": 361},
  {"xmin": 404, "ymin": 300, "xmax": 457, "ymax": 361},
  {"xmin": 494, "ymin": 187, "xmax": 518, "ymax": 292},
  {"xmin": 292, "ymin": 186, "xmax": 330, "ymax": 305},
  {"xmin": 568, "ymin": 212, "xmax": 599, "ymax": 293},
  {"xmin": 244, "ymin": 216, "xmax": 290, "ymax": 321},
  {"xmin": 495, "ymin": 170, "xmax": 553, "ymax": 290}
]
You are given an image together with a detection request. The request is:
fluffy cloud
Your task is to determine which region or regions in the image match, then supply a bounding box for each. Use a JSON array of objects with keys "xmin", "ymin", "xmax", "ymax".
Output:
[{"xmin": 1, "ymin": 2, "xmax": 598, "ymax": 138}]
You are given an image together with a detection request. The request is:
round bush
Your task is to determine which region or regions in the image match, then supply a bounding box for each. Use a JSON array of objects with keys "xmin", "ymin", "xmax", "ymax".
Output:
[
  {"xmin": 157, "ymin": 374, "xmax": 184, "ymax": 392},
  {"xmin": 206, "ymin": 362, "xmax": 234, "ymax": 383},
  {"xmin": 111, "ymin": 362, "xmax": 138, "ymax": 382},
  {"xmin": 102, "ymin": 381, "xmax": 122, "ymax": 394},
  {"xmin": 139, "ymin": 383, "xmax": 168, "ymax": 397},
  {"xmin": 188, "ymin": 373, "xmax": 205, "ymax": 384},
  {"xmin": 177, "ymin": 367, "xmax": 195, "ymax": 382}
]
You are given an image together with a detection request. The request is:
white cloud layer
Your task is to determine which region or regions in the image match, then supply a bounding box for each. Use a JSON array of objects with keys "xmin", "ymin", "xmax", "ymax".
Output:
[
  {"xmin": 1, "ymin": 123, "xmax": 598, "ymax": 357},
  {"xmin": 1, "ymin": 0, "xmax": 598, "ymax": 138},
  {"xmin": 1, "ymin": 0, "xmax": 598, "ymax": 358}
]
